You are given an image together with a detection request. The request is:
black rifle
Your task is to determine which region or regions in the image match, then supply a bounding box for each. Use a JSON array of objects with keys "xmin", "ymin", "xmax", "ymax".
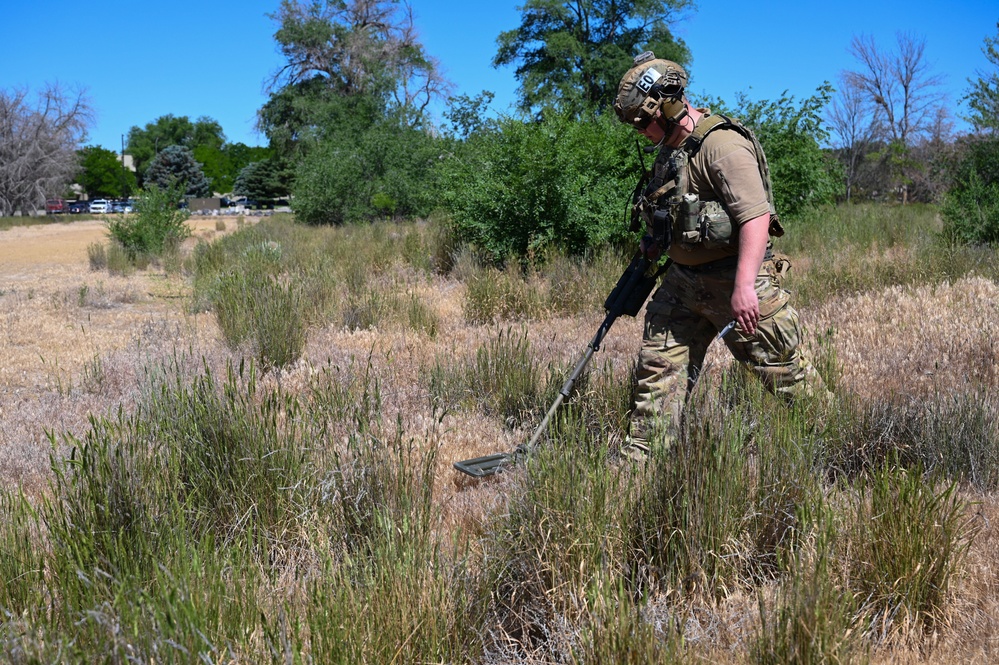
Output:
[{"xmin": 453, "ymin": 252, "xmax": 667, "ymax": 477}]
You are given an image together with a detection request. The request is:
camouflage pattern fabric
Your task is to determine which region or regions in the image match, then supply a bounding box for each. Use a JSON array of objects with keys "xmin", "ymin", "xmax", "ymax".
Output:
[{"xmin": 628, "ymin": 257, "xmax": 829, "ymax": 452}]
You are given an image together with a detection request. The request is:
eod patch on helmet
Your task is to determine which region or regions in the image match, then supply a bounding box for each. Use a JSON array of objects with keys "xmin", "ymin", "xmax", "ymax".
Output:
[{"xmin": 614, "ymin": 51, "xmax": 688, "ymax": 130}]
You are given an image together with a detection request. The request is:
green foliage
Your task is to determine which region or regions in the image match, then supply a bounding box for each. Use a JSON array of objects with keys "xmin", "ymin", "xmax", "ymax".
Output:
[
  {"xmin": 105, "ymin": 183, "xmax": 191, "ymax": 259},
  {"xmin": 261, "ymin": 0, "xmax": 448, "ymax": 161},
  {"xmin": 232, "ymin": 158, "xmax": 290, "ymax": 203},
  {"xmin": 942, "ymin": 135, "xmax": 999, "ymax": 245},
  {"xmin": 144, "ymin": 145, "xmax": 211, "ymax": 197},
  {"xmin": 193, "ymin": 142, "xmax": 272, "ymax": 194},
  {"xmin": 437, "ymin": 111, "xmax": 639, "ymax": 262},
  {"xmin": 495, "ymin": 0, "xmax": 692, "ymax": 114},
  {"xmin": 209, "ymin": 255, "xmax": 309, "ymax": 370},
  {"xmin": 702, "ymin": 85, "xmax": 843, "ymax": 220},
  {"xmin": 76, "ymin": 145, "xmax": 136, "ymax": 198},
  {"xmin": 293, "ymin": 111, "xmax": 441, "ymax": 224},
  {"xmin": 963, "ymin": 21, "xmax": 999, "ymax": 132},
  {"xmin": 126, "ymin": 114, "xmax": 225, "ymax": 183}
]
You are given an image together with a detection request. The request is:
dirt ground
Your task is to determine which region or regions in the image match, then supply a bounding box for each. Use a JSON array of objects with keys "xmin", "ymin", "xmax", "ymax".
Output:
[{"xmin": 0, "ymin": 217, "xmax": 237, "ymax": 492}]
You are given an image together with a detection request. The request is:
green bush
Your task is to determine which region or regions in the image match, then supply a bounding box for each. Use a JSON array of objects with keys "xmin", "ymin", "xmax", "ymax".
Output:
[
  {"xmin": 293, "ymin": 115, "xmax": 442, "ymax": 225},
  {"xmin": 436, "ymin": 110, "xmax": 639, "ymax": 263},
  {"xmin": 701, "ymin": 85, "xmax": 843, "ymax": 221},
  {"xmin": 941, "ymin": 135, "xmax": 999, "ymax": 245},
  {"xmin": 105, "ymin": 183, "xmax": 191, "ymax": 259}
]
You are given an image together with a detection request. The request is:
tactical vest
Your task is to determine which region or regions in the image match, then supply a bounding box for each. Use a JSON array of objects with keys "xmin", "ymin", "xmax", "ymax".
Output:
[{"xmin": 634, "ymin": 113, "xmax": 784, "ymax": 251}]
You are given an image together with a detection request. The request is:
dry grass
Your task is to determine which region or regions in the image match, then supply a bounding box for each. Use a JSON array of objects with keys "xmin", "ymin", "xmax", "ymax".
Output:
[{"xmin": 1, "ymin": 212, "xmax": 998, "ymax": 662}]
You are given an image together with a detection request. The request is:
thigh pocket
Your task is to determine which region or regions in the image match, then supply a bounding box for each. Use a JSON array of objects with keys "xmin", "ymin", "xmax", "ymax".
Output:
[{"xmin": 757, "ymin": 282, "xmax": 790, "ymax": 320}]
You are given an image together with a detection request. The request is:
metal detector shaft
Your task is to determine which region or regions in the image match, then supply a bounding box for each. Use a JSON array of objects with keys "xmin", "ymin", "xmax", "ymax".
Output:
[{"xmin": 453, "ymin": 254, "xmax": 662, "ymax": 478}]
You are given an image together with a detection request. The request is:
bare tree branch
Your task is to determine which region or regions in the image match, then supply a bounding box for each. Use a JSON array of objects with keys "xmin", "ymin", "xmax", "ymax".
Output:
[
  {"xmin": 0, "ymin": 83, "xmax": 92, "ymax": 216},
  {"xmin": 845, "ymin": 32, "xmax": 945, "ymax": 147}
]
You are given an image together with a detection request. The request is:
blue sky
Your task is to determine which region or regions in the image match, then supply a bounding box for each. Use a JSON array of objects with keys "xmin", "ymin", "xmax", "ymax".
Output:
[{"xmin": 1, "ymin": 0, "xmax": 995, "ymax": 152}]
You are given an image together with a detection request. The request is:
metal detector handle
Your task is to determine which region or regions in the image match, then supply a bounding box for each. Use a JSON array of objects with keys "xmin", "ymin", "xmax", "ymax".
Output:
[
  {"xmin": 453, "ymin": 254, "xmax": 669, "ymax": 477},
  {"xmin": 520, "ymin": 253, "xmax": 654, "ymax": 454}
]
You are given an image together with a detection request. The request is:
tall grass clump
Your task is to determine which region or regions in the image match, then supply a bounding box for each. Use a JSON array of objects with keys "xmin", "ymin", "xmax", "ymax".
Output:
[
  {"xmin": 193, "ymin": 216, "xmax": 446, "ymax": 346},
  {"xmin": 753, "ymin": 515, "xmax": 864, "ymax": 665},
  {"xmin": 779, "ymin": 202, "xmax": 999, "ymax": 304},
  {"xmin": 845, "ymin": 464, "xmax": 974, "ymax": 643},
  {"xmin": 464, "ymin": 261, "xmax": 548, "ymax": 323},
  {"xmin": 301, "ymin": 422, "xmax": 487, "ymax": 664},
  {"xmin": 630, "ymin": 368, "xmax": 827, "ymax": 597},
  {"xmin": 1, "ymin": 360, "xmax": 308, "ymax": 660},
  {"xmin": 211, "ymin": 269, "xmax": 308, "ymax": 369},
  {"xmin": 462, "ymin": 247, "xmax": 629, "ymax": 324},
  {"xmin": 428, "ymin": 328, "xmax": 560, "ymax": 427},
  {"xmin": 482, "ymin": 415, "xmax": 674, "ymax": 659},
  {"xmin": 824, "ymin": 390, "xmax": 999, "ymax": 490},
  {"xmin": 0, "ymin": 356, "xmax": 488, "ymax": 661}
]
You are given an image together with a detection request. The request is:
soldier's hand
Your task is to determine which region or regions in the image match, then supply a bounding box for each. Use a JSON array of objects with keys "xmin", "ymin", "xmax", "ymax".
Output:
[{"xmin": 730, "ymin": 283, "xmax": 760, "ymax": 336}]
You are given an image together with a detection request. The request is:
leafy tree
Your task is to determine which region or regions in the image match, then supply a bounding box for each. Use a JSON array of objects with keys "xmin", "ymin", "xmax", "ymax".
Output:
[
  {"xmin": 293, "ymin": 112, "xmax": 439, "ymax": 224},
  {"xmin": 145, "ymin": 145, "xmax": 211, "ymax": 197},
  {"xmin": 126, "ymin": 115, "xmax": 226, "ymax": 184},
  {"xmin": 494, "ymin": 0, "xmax": 692, "ymax": 115},
  {"xmin": 193, "ymin": 143, "xmax": 272, "ymax": 195},
  {"xmin": 261, "ymin": 0, "xmax": 451, "ymax": 222},
  {"xmin": 703, "ymin": 85, "xmax": 842, "ymax": 220},
  {"xmin": 436, "ymin": 111, "xmax": 639, "ymax": 262},
  {"xmin": 0, "ymin": 84, "xmax": 92, "ymax": 216},
  {"xmin": 443, "ymin": 91, "xmax": 497, "ymax": 139},
  {"xmin": 77, "ymin": 146, "xmax": 136, "ymax": 198},
  {"xmin": 964, "ymin": 22, "xmax": 999, "ymax": 133},
  {"xmin": 260, "ymin": 0, "xmax": 451, "ymax": 159}
]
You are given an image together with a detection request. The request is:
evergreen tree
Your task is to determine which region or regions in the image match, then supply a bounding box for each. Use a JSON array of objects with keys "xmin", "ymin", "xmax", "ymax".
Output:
[{"xmin": 145, "ymin": 145, "xmax": 211, "ymax": 197}]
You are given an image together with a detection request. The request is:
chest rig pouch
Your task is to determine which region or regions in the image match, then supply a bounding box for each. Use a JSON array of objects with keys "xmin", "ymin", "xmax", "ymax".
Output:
[{"xmin": 632, "ymin": 114, "xmax": 784, "ymax": 252}]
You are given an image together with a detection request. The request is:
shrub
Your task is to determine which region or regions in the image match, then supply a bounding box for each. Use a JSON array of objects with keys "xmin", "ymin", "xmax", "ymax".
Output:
[
  {"xmin": 106, "ymin": 183, "xmax": 191, "ymax": 260},
  {"xmin": 941, "ymin": 135, "xmax": 999, "ymax": 245},
  {"xmin": 293, "ymin": 115, "xmax": 441, "ymax": 225},
  {"xmin": 436, "ymin": 110, "xmax": 638, "ymax": 262},
  {"xmin": 700, "ymin": 85, "xmax": 843, "ymax": 221}
]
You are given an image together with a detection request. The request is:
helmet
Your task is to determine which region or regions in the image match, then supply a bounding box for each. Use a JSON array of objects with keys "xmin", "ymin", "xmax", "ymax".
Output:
[{"xmin": 613, "ymin": 51, "xmax": 688, "ymax": 130}]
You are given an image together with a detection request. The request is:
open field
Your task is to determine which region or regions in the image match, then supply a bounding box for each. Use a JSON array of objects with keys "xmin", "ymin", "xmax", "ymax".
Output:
[{"xmin": 1, "ymin": 209, "xmax": 998, "ymax": 662}]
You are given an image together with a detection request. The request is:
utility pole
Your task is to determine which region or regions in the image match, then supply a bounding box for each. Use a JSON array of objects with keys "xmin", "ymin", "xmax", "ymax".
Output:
[{"xmin": 120, "ymin": 134, "xmax": 127, "ymax": 199}]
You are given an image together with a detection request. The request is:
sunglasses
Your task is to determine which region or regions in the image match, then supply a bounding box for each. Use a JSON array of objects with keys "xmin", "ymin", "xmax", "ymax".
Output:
[{"xmin": 632, "ymin": 114, "xmax": 654, "ymax": 131}]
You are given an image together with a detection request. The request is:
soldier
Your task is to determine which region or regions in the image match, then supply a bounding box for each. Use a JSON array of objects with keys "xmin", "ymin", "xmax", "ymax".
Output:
[{"xmin": 612, "ymin": 52, "xmax": 830, "ymax": 459}]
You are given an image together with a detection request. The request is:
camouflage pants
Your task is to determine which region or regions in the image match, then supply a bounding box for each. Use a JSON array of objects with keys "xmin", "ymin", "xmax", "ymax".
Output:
[{"xmin": 628, "ymin": 257, "xmax": 828, "ymax": 449}]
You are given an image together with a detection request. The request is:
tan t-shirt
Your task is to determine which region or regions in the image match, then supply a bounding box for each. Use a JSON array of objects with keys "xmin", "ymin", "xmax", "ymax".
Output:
[{"xmin": 664, "ymin": 117, "xmax": 771, "ymax": 266}]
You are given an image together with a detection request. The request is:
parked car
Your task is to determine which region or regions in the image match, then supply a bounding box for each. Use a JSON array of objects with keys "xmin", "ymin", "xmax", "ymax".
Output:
[
  {"xmin": 68, "ymin": 201, "xmax": 89, "ymax": 214},
  {"xmin": 111, "ymin": 201, "xmax": 132, "ymax": 214},
  {"xmin": 89, "ymin": 199, "xmax": 112, "ymax": 214},
  {"xmin": 45, "ymin": 198, "xmax": 67, "ymax": 214}
]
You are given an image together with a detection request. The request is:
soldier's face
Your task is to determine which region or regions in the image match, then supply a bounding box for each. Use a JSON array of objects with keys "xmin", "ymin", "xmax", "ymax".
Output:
[{"xmin": 637, "ymin": 113, "xmax": 667, "ymax": 143}]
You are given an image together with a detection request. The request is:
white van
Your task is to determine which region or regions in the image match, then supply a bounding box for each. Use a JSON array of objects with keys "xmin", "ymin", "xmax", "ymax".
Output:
[{"xmin": 90, "ymin": 199, "xmax": 112, "ymax": 214}]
